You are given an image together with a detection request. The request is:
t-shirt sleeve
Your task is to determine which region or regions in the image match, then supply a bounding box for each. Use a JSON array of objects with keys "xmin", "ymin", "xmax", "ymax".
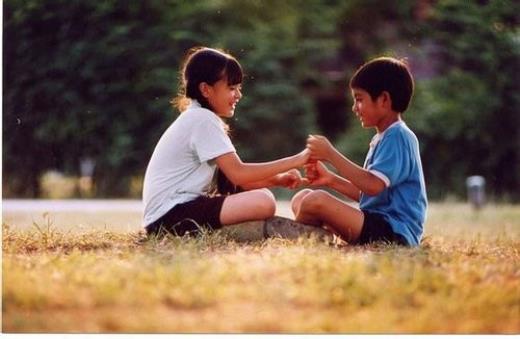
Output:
[
  {"xmin": 367, "ymin": 131, "xmax": 411, "ymax": 188},
  {"xmin": 190, "ymin": 114, "xmax": 236, "ymax": 162}
]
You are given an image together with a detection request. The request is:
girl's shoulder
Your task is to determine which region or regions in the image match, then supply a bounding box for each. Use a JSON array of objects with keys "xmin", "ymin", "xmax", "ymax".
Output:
[
  {"xmin": 180, "ymin": 105, "xmax": 229, "ymax": 135},
  {"xmin": 181, "ymin": 105, "xmax": 218, "ymax": 123},
  {"xmin": 183, "ymin": 100, "xmax": 212, "ymax": 116}
]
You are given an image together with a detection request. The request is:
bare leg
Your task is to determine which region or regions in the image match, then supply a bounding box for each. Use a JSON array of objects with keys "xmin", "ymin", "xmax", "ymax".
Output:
[
  {"xmin": 290, "ymin": 188, "xmax": 313, "ymax": 216},
  {"xmin": 219, "ymin": 188, "xmax": 276, "ymax": 225},
  {"xmin": 295, "ymin": 190, "xmax": 364, "ymax": 243}
]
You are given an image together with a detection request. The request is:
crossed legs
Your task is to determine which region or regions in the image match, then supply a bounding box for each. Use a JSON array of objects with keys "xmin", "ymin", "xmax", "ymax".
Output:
[
  {"xmin": 291, "ymin": 189, "xmax": 364, "ymax": 243},
  {"xmin": 218, "ymin": 187, "xmax": 365, "ymax": 243}
]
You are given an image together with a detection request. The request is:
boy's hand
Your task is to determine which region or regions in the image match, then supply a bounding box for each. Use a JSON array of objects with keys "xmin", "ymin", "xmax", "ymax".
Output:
[
  {"xmin": 307, "ymin": 135, "xmax": 334, "ymax": 162},
  {"xmin": 276, "ymin": 169, "xmax": 306, "ymax": 189},
  {"xmin": 303, "ymin": 160, "xmax": 319, "ymax": 182},
  {"xmin": 304, "ymin": 161, "xmax": 333, "ymax": 187}
]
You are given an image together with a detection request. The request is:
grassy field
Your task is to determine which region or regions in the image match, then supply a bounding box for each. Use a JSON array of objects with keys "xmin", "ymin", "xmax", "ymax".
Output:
[{"xmin": 2, "ymin": 202, "xmax": 519, "ymax": 333}]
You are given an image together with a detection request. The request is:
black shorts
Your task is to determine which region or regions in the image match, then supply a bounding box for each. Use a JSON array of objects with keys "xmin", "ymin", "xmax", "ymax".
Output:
[
  {"xmin": 145, "ymin": 169, "xmax": 243, "ymax": 237},
  {"xmin": 358, "ymin": 210, "xmax": 408, "ymax": 246},
  {"xmin": 145, "ymin": 195, "xmax": 227, "ymax": 237}
]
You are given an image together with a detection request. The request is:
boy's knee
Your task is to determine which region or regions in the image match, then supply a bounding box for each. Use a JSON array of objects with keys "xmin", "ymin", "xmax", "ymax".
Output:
[
  {"xmin": 300, "ymin": 190, "xmax": 327, "ymax": 213},
  {"xmin": 291, "ymin": 188, "xmax": 313, "ymax": 211},
  {"xmin": 291, "ymin": 189, "xmax": 313, "ymax": 203}
]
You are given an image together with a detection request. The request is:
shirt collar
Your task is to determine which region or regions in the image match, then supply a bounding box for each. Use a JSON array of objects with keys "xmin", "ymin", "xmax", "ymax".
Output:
[
  {"xmin": 187, "ymin": 99, "xmax": 202, "ymax": 109},
  {"xmin": 369, "ymin": 120, "xmax": 404, "ymax": 148}
]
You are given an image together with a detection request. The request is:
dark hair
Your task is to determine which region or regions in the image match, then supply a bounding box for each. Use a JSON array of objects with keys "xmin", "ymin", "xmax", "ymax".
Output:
[
  {"xmin": 173, "ymin": 47, "xmax": 243, "ymax": 112},
  {"xmin": 349, "ymin": 57, "xmax": 414, "ymax": 113}
]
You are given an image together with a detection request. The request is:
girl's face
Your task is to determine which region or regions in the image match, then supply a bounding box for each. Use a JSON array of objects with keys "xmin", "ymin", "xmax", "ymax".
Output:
[
  {"xmin": 204, "ymin": 78, "xmax": 242, "ymax": 118},
  {"xmin": 351, "ymin": 88, "xmax": 383, "ymax": 128}
]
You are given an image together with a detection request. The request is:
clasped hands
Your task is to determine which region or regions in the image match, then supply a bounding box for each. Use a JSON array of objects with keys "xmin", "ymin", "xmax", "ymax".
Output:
[{"xmin": 278, "ymin": 134, "xmax": 334, "ymax": 189}]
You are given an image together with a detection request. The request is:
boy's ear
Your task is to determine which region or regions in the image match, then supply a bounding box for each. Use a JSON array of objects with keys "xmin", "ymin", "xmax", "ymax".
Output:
[
  {"xmin": 379, "ymin": 91, "xmax": 392, "ymax": 109},
  {"xmin": 199, "ymin": 82, "xmax": 211, "ymax": 98}
]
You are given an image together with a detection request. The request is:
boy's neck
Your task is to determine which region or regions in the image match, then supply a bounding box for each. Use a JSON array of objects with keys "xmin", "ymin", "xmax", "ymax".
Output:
[{"xmin": 376, "ymin": 112, "xmax": 402, "ymax": 134}]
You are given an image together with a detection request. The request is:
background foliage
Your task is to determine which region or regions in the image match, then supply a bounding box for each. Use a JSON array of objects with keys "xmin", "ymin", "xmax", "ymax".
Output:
[{"xmin": 3, "ymin": 0, "xmax": 519, "ymax": 200}]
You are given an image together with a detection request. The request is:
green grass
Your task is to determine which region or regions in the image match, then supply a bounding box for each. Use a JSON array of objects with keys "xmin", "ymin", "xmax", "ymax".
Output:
[{"xmin": 3, "ymin": 202, "xmax": 520, "ymax": 333}]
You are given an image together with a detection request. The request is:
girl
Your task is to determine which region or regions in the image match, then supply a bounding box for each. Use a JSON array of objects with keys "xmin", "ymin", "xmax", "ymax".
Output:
[{"xmin": 143, "ymin": 47, "xmax": 309, "ymax": 237}]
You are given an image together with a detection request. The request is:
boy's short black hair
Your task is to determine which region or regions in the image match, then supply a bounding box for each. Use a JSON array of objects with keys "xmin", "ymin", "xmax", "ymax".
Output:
[{"xmin": 349, "ymin": 57, "xmax": 414, "ymax": 113}]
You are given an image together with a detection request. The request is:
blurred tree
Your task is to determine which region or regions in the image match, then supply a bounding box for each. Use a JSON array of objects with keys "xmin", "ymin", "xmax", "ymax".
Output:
[
  {"xmin": 409, "ymin": 0, "xmax": 520, "ymax": 199},
  {"xmin": 3, "ymin": 0, "xmax": 519, "ymax": 201},
  {"xmin": 4, "ymin": 0, "xmax": 180, "ymax": 196}
]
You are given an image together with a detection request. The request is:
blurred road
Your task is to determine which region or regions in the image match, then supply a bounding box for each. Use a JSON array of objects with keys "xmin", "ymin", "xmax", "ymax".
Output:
[
  {"xmin": 2, "ymin": 199, "xmax": 292, "ymax": 215},
  {"xmin": 2, "ymin": 199, "xmax": 293, "ymax": 232},
  {"xmin": 2, "ymin": 199, "xmax": 143, "ymax": 212}
]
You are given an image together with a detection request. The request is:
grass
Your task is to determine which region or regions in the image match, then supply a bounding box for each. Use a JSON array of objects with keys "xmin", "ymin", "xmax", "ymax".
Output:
[{"xmin": 2, "ymin": 202, "xmax": 520, "ymax": 333}]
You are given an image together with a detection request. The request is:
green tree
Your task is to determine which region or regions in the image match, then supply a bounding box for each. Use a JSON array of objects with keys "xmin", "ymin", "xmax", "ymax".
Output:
[
  {"xmin": 4, "ymin": 0, "xmax": 181, "ymax": 196},
  {"xmin": 409, "ymin": 0, "xmax": 520, "ymax": 199},
  {"xmin": 4, "ymin": 0, "xmax": 519, "ymax": 200}
]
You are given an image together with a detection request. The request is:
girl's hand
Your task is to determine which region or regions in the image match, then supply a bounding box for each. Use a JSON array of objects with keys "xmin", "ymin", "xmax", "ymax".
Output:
[
  {"xmin": 277, "ymin": 169, "xmax": 305, "ymax": 189},
  {"xmin": 306, "ymin": 135, "xmax": 334, "ymax": 162},
  {"xmin": 294, "ymin": 148, "xmax": 311, "ymax": 167},
  {"xmin": 304, "ymin": 161, "xmax": 333, "ymax": 187}
]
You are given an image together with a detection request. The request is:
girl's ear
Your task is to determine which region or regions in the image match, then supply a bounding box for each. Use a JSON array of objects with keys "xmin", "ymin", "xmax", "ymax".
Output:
[{"xmin": 199, "ymin": 82, "xmax": 211, "ymax": 98}]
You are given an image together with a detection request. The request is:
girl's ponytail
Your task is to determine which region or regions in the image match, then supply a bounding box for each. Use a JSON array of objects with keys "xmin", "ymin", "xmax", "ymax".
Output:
[{"xmin": 171, "ymin": 96, "xmax": 191, "ymax": 113}]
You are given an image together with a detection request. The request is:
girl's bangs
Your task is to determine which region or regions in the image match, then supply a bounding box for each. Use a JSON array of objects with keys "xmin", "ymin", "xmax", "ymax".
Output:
[{"xmin": 224, "ymin": 58, "xmax": 243, "ymax": 85}]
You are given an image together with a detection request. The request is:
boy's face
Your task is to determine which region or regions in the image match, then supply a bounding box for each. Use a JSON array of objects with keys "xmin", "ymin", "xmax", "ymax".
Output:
[{"xmin": 350, "ymin": 88, "xmax": 384, "ymax": 129}]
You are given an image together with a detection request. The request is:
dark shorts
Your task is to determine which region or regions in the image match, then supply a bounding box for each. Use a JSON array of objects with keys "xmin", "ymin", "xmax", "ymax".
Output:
[
  {"xmin": 145, "ymin": 195, "xmax": 227, "ymax": 237},
  {"xmin": 145, "ymin": 169, "xmax": 242, "ymax": 237},
  {"xmin": 358, "ymin": 210, "xmax": 408, "ymax": 246}
]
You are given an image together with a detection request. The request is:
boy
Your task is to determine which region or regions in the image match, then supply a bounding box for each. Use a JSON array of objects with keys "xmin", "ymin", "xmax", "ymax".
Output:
[{"xmin": 292, "ymin": 57, "xmax": 427, "ymax": 246}]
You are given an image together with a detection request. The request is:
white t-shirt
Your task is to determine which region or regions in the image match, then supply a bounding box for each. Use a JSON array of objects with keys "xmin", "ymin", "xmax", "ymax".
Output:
[{"xmin": 142, "ymin": 100, "xmax": 236, "ymax": 227}]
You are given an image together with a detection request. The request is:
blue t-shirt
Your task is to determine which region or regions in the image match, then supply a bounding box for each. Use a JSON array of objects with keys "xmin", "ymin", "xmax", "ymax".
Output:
[{"xmin": 360, "ymin": 121, "xmax": 428, "ymax": 246}]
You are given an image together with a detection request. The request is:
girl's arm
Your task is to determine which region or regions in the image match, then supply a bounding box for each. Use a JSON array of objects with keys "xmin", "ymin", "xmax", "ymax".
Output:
[
  {"xmin": 240, "ymin": 169, "xmax": 305, "ymax": 190},
  {"xmin": 215, "ymin": 150, "xmax": 309, "ymax": 187}
]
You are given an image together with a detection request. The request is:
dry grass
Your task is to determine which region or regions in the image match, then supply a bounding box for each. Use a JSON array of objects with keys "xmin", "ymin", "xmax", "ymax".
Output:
[{"xmin": 2, "ymin": 202, "xmax": 520, "ymax": 333}]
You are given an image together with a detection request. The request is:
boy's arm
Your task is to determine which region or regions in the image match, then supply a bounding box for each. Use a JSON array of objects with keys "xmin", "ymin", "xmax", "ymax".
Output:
[
  {"xmin": 326, "ymin": 173, "xmax": 361, "ymax": 202},
  {"xmin": 328, "ymin": 149, "xmax": 385, "ymax": 196},
  {"xmin": 306, "ymin": 161, "xmax": 361, "ymax": 201},
  {"xmin": 307, "ymin": 135, "xmax": 385, "ymax": 196}
]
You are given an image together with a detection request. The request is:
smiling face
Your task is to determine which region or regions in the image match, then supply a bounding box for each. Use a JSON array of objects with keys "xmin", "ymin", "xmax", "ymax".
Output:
[
  {"xmin": 202, "ymin": 77, "xmax": 242, "ymax": 118},
  {"xmin": 351, "ymin": 87, "xmax": 401, "ymax": 133},
  {"xmin": 351, "ymin": 88, "xmax": 382, "ymax": 128}
]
